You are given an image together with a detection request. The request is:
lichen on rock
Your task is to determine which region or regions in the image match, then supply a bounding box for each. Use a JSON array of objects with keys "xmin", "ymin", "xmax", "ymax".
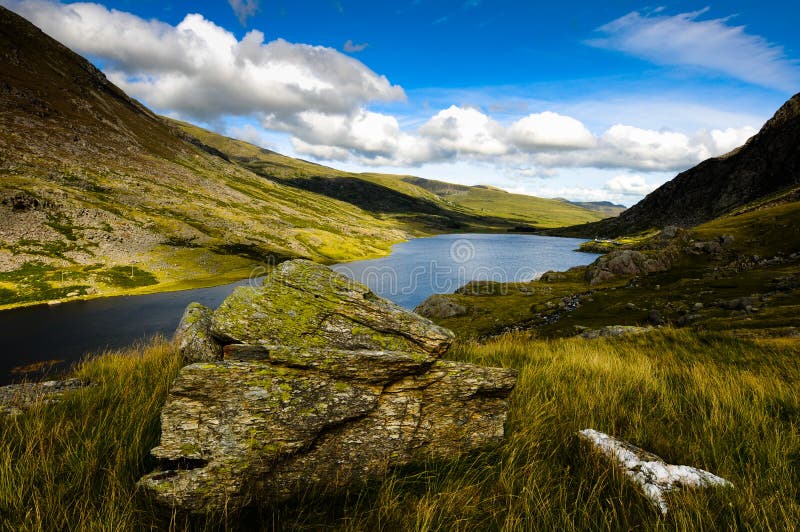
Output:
[
  {"xmin": 174, "ymin": 302, "xmax": 223, "ymax": 363},
  {"xmin": 141, "ymin": 259, "xmax": 517, "ymax": 513}
]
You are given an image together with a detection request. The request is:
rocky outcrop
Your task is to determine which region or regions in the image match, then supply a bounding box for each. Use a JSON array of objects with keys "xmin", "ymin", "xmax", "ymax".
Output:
[
  {"xmin": 0, "ymin": 378, "xmax": 92, "ymax": 416},
  {"xmin": 585, "ymin": 249, "xmax": 673, "ymax": 285},
  {"xmin": 141, "ymin": 260, "xmax": 516, "ymax": 513},
  {"xmin": 414, "ymin": 294, "xmax": 467, "ymax": 319},
  {"xmin": 579, "ymin": 429, "xmax": 733, "ymax": 515},
  {"xmin": 174, "ymin": 303, "xmax": 223, "ymax": 363}
]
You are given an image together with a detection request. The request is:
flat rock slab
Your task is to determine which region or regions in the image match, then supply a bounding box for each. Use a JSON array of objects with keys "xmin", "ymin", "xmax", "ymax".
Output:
[
  {"xmin": 211, "ymin": 259, "xmax": 454, "ymax": 355},
  {"xmin": 139, "ymin": 355, "xmax": 517, "ymax": 512},
  {"xmin": 578, "ymin": 428, "xmax": 733, "ymax": 514},
  {"xmin": 0, "ymin": 378, "xmax": 92, "ymax": 416}
]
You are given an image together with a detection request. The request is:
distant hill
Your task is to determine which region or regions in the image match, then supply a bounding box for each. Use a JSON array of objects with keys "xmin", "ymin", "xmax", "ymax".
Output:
[
  {"xmin": 175, "ymin": 120, "xmax": 606, "ymax": 230},
  {"xmin": 558, "ymin": 200, "xmax": 626, "ymax": 218},
  {"xmin": 556, "ymin": 93, "xmax": 800, "ymax": 237}
]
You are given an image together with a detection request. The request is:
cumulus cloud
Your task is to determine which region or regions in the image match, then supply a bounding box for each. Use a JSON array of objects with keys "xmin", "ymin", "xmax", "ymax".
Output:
[
  {"xmin": 343, "ymin": 39, "xmax": 369, "ymax": 53},
  {"xmin": 0, "ymin": 0, "xmax": 762, "ymax": 181},
  {"xmin": 605, "ymin": 174, "xmax": 657, "ymax": 196},
  {"xmin": 420, "ymin": 106, "xmax": 506, "ymax": 156},
  {"xmin": 228, "ymin": 0, "xmax": 258, "ymax": 26},
  {"xmin": 589, "ymin": 8, "xmax": 800, "ymax": 91},
  {"xmin": 3, "ymin": 0, "xmax": 405, "ymax": 121},
  {"xmin": 509, "ymin": 112, "xmax": 596, "ymax": 150}
]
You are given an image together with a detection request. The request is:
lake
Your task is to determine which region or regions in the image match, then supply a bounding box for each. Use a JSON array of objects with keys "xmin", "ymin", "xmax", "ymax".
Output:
[{"xmin": 0, "ymin": 234, "xmax": 598, "ymax": 383}]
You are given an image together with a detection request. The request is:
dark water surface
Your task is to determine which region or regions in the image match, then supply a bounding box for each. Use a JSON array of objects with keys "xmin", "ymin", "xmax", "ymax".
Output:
[{"xmin": 0, "ymin": 234, "xmax": 598, "ymax": 383}]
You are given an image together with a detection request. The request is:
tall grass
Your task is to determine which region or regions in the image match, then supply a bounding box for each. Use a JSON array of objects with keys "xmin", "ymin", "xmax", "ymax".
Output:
[
  {"xmin": 1, "ymin": 330, "xmax": 798, "ymax": 530},
  {"xmin": 0, "ymin": 338, "xmax": 182, "ymax": 530}
]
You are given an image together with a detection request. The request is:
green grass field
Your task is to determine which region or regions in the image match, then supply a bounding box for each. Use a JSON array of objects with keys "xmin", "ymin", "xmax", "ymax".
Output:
[{"xmin": 2, "ymin": 330, "xmax": 798, "ymax": 530}]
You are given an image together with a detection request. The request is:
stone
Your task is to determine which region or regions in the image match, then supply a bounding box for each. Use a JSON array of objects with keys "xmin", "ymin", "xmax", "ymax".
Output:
[
  {"xmin": 174, "ymin": 303, "xmax": 224, "ymax": 363},
  {"xmin": 585, "ymin": 250, "xmax": 672, "ymax": 285},
  {"xmin": 0, "ymin": 378, "xmax": 92, "ymax": 416},
  {"xmin": 580, "ymin": 325, "xmax": 653, "ymax": 339},
  {"xmin": 138, "ymin": 353, "xmax": 516, "ymax": 512},
  {"xmin": 211, "ymin": 260, "xmax": 454, "ymax": 355},
  {"xmin": 140, "ymin": 259, "xmax": 516, "ymax": 513},
  {"xmin": 647, "ymin": 309, "xmax": 664, "ymax": 325},
  {"xmin": 539, "ymin": 271, "xmax": 567, "ymax": 282},
  {"xmin": 578, "ymin": 429, "xmax": 733, "ymax": 515},
  {"xmin": 414, "ymin": 294, "xmax": 467, "ymax": 319}
]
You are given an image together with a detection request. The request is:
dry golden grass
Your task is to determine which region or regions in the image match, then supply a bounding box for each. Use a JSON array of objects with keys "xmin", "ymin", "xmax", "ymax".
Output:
[{"xmin": 1, "ymin": 329, "xmax": 798, "ymax": 530}]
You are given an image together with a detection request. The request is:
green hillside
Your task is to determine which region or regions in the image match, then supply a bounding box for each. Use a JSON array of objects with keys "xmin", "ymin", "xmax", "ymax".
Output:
[{"xmin": 173, "ymin": 119, "xmax": 607, "ymax": 231}]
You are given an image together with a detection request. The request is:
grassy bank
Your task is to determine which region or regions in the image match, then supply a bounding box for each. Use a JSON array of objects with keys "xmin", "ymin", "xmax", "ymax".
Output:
[{"xmin": 2, "ymin": 330, "xmax": 798, "ymax": 530}]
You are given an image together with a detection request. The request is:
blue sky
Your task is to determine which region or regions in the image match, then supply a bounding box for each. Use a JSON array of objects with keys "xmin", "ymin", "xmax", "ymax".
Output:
[{"xmin": 4, "ymin": 0, "xmax": 799, "ymax": 205}]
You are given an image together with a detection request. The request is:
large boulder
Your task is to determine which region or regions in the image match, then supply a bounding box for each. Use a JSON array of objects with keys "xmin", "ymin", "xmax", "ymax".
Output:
[
  {"xmin": 585, "ymin": 249, "xmax": 673, "ymax": 285},
  {"xmin": 140, "ymin": 260, "xmax": 516, "ymax": 513},
  {"xmin": 211, "ymin": 260, "xmax": 454, "ymax": 355}
]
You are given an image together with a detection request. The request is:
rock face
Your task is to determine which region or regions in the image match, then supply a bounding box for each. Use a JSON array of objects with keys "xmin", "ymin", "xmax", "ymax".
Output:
[
  {"xmin": 174, "ymin": 303, "xmax": 223, "ymax": 363},
  {"xmin": 578, "ymin": 429, "xmax": 733, "ymax": 514},
  {"xmin": 141, "ymin": 260, "xmax": 517, "ymax": 513},
  {"xmin": 414, "ymin": 294, "xmax": 467, "ymax": 319}
]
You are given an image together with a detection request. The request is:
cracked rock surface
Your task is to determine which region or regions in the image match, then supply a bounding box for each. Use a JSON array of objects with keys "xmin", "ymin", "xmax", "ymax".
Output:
[
  {"xmin": 139, "ymin": 260, "xmax": 517, "ymax": 513},
  {"xmin": 578, "ymin": 428, "xmax": 733, "ymax": 514}
]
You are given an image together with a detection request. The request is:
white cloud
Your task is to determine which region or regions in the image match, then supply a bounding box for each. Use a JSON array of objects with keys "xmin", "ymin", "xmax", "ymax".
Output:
[
  {"xmin": 605, "ymin": 174, "xmax": 657, "ymax": 196},
  {"xmin": 228, "ymin": 0, "xmax": 259, "ymax": 26},
  {"xmin": 508, "ymin": 112, "xmax": 596, "ymax": 149},
  {"xmin": 589, "ymin": 9, "xmax": 800, "ymax": 91},
  {"xmin": 225, "ymin": 124, "xmax": 273, "ymax": 149},
  {"xmin": 343, "ymin": 39, "xmax": 368, "ymax": 53},
  {"xmin": 419, "ymin": 106, "xmax": 506, "ymax": 156},
  {"xmin": 2, "ymin": 0, "xmax": 405, "ymax": 121}
]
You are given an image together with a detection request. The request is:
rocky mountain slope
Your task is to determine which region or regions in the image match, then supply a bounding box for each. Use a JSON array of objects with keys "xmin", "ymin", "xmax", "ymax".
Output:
[
  {"xmin": 0, "ymin": 6, "xmax": 601, "ymax": 308},
  {"xmin": 556, "ymin": 92, "xmax": 800, "ymax": 237}
]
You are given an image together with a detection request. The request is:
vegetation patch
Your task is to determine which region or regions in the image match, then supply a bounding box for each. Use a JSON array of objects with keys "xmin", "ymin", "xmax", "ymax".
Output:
[{"xmin": 94, "ymin": 265, "xmax": 158, "ymax": 288}]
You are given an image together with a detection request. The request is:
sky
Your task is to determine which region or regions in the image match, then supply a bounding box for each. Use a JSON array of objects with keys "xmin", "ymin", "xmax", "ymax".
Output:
[{"xmin": 3, "ymin": 1, "xmax": 799, "ymax": 206}]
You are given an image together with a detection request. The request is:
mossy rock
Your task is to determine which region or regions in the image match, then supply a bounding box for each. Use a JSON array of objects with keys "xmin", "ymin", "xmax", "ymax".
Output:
[{"xmin": 210, "ymin": 260, "xmax": 454, "ymax": 355}]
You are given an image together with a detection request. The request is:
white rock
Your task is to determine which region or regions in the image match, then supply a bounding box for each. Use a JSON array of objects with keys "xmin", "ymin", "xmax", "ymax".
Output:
[{"xmin": 578, "ymin": 428, "xmax": 733, "ymax": 514}]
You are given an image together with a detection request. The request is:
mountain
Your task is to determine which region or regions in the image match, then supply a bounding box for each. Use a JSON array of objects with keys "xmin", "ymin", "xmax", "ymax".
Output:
[
  {"xmin": 174, "ymin": 120, "xmax": 605, "ymax": 231},
  {"xmin": 556, "ymin": 93, "xmax": 800, "ymax": 237},
  {"xmin": 559, "ymin": 200, "xmax": 626, "ymax": 217},
  {"xmin": 0, "ymin": 6, "xmax": 602, "ymax": 308}
]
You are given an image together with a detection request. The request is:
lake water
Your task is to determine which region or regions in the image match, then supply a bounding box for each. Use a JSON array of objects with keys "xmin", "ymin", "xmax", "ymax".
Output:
[
  {"xmin": 0, "ymin": 234, "xmax": 598, "ymax": 384},
  {"xmin": 333, "ymin": 233, "xmax": 598, "ymax": 308}
]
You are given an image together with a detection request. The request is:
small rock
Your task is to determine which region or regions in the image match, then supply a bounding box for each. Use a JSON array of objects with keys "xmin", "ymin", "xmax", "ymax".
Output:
[
  {"xmin": 578, "ymin": 428, "xmax": 733, "ymax": 515},
  {"xmin": 415, "ymin": 294, "xmax": 468, "ymax": 319},
  {"xmin": 174, "ymin": 303, "xmax": 224, "ymax": 363},
  {"xmin": 647, "ymin": 309, "xmax": 664, "ymax": 325}
]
